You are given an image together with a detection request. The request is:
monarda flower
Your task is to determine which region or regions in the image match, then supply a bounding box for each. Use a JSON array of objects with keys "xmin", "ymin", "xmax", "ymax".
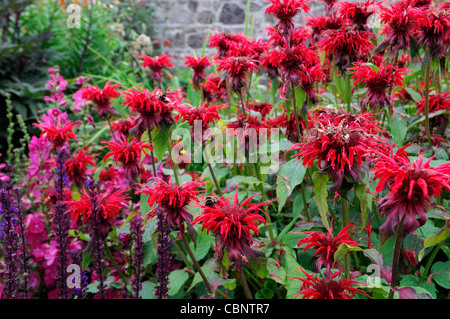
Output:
[
  {"xmin": 184, "ymin": 56, "xmax": 211, "ymax": 89},
  {"xmin": 102, "ymin": 135, "xmax": 151, "ymax": 181},
  {"xmin": 318, "ymin": 28, "xmax": 375, "ymax": 71},
  {"xmin": 121, "ymin": 87, "xmax": 177, "ymax": 137},
  {"xmin": 268, "ymin": 110, "xmax": 307, "ymax": 142},
  {"xmin": 350, "ymin": 62, "xmax": 408, "ymax": 111},
  {"xmin": 110, "ymin": 116, "xmax": 136, "ymax": 138},
  {"xmin": 373, "ymin": 146, "xmax": 450, "ymax": 241},
  {"xmin": 306, "ymin": 15, "xmax": 345, "ymax": 44},
  {"xmin": 289, "ymin": 116, "xmax": 387, "ymax": 194},
  {"xmin": 416, "ymin": 92, "xmax": 450, "ymax": 135},
  {"xmin": 208, "ymin": 31, "xmax": 248, "ymax": 58},
  {"xmin": 34, "ymin": 120, "xmax": 80, "ymax": 150},
  {"xmin": 138, "ymin": 53, "xmax": 174, "ymax": 83},
  {"xmin": 216, "ymin": 55, "xmax": 258, "ymax": 94},
  {"xmin": 77, "ymin": 81, "xmax": 121, "ymax": 118},
  {"xmin": 339, "ymin": 0, "xmax": 381, "ymax": 31},
  {"xmin": 298, "ymin": 222, "xmax": 358, "ymax": 274},
  {"xmin": 265, "ymin": 0, "xmax": 310, "ymax": 38},
  {"xmin": 417, "ymin": 9, "xmax": 450, "ymax": 58},
  {"xmin": 201, "ymin": 74, "xmax": 228, "ymax": 103},
  {"xmin": 379, "ymin": 4, "xmax": 428, "ymax": 53},
  {"xmin": 138, "ymin": 177, "xmax": 204, "ymax": 232},
  {"xmin": 294, "ymin": 268, "xmax": 366, "ymax": 299},
  {"xmin": 193, "ymin": 188, "xmax": 269, "ymax": 271},
  {"xmin": 65, "ymin": 146, "xmax": 97, "ymax": 189},
  {"xmin": 247, "ymin": 101, "xmax": 273, "ymax": 119}
]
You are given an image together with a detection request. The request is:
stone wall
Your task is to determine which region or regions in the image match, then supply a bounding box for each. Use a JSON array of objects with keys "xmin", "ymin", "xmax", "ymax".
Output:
[{"xmin": 151, "ymin": 0, "xmax": 326, "ymax": 67}]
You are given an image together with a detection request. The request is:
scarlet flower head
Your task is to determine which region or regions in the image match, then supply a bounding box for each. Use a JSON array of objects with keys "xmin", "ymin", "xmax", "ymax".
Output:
[
  {"xmin": 66, "ymin": 186, "xmax": 129, "ymax": 223},
  {"xmin": 138, "ymin": 177, "xmax": 204, "ymax": 231},
  {"xmin": 298, "ymin": 222, "xmax": 359, "ymax": 274},
  {"xmin": 290, "ymin": 114, "xmax": 388, "ymax": 193},
  {"xmin": 217, "ymin": 55, "xmax": 258, "ymax": 93},
  {"xmin": 201, "ymin": 74, "xmax": 228, "ymax": 103},
  {"xmin": 78, "ymin": 81, "xmax": 121, "ymax": 118},
  {"xmin": 65, "ymin": 146, "xmax": 97, "ymax": 189},
  {"xmin": 268, "ymin": 110, "xmax": 307, "ymax": 142},
  {"xmin": 138, "ymin": 54, "xmax": 174, "ymax": 83},
  {"xmin": 417, "ymin": 9, "xmax": 450, "ymax": 58},
  {"xmin": 34, "ymin": 120, "xmax": 80, "ymax": 149},
  {"xmin": 110, "ymin": 115, "xmax": 136, "ymax": 138},
  {"xmin": 350, "ymin": 62, "xmax": 408, "ymax": 111},
  {"xmin": 379, "ymin": 4, "xmax": 428, "ymax": 52},
  {"xmin": 339, "ymin": 0, "xmax": 381, "ymax": 30},
  {"xmin": 102, "ymin": 135, "xmax": 151, "ymax": 181},
  {"xmin": 247, "ymin": 101, "xmax": 273, "ymax": 119},
  {"xmin": 193, "ymin": 187, "xmax": 269, "ymax": 271},
  {"xmin": 294, "ymin": 268, "xmax": 366, "ymax": 299},
  {"xmin": 306, "ymin": 15, "xmax": 346, "ymax": 44},
  {"xmin": 208, "ymin": 31, "xmax": 248, "ymax": 58},
  {"xmin": 184, "ymin": 56, "xmax": 211, "ymax": 88},
  {"xmin": 174, "ymin": 102, "xmax": 225, "ymax": 137},
  {"xmin": 373, "ymin": 146, "xmax": 450, "ymax": 241},
  {"xmin": 265, "ymin": 0, "xmax": 310, "ymax": 37},
  {"xmin": 121, "ymin": 87, "xmax": 178, "ymax": 137},
  {"xmin": 318, "ymin": 28, "xmax": 375, "ymax": 71},
  {"xmin": 416, "ymin": 92, "xmax": 450, "ymax": 134}
]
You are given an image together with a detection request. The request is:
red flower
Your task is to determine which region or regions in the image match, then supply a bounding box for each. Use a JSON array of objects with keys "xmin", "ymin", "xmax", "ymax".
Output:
[
  {"xmin": 306, "ymin": 15, "xmax": 345, "ymax": 44},
  {"xmin": 110, "ymin": 115, "xmax": 136, "ymax": 138},
  {"xmin": 318, "ymin": 28, "xmax": 375, "ymax": 71},
  {"xmin": 102, "ymin": 135, "xmax": 151, "ymax": 181},
  {"xmin": 298, "ymin": 222, "xmax": 358, "ymax": 273},
  {"xmin": 268, "ymin": 110, "xmax": 307, "ymax": 142},
  {"xmin": 138, "ymin": 54, "xmax": 174, "ymax": 83},
  {"xmin": 293, "ymin": 268, "xmax": 366, "ymax": 299},
  {"xmin": 217, "ymin": 55, "xmax": 258, "ymax": 93},
  {"xmin": 350, "ymin": 62, "xmax": 408, "ymax": 111},
  {"xmin": 78, "ymin": 81, "xmax": 121, "ymax": 117},
  {"xmin": 121, "ymin": 87, "xmax": 178, "ymax": 137},
  {"xmin": 138, "ymin": 177, "xmax": 204, "ymax": 231},
  {"xmin": 290, "ymin": 110, "xmax": 388, "ymax": 193},
  {"xmin": 201, "ymin": 74, "xmax": 228, "ymax": 103},
  {"xmin": 265, "ymin": 0, "xmax": 310, "ymax": 37},
  {"xmin": 65, "ymin": 146, "xmax": 97, "ymax": 188},
  {"xmin": 184, "ymin": 56, "xmax": 211, "ymax": 88},
  {"xmin": 174, "ymin": 102, "xmax": 225, "ymax": 137},
  {"xmin": 193, "ymin": 187, "xmax": 269, "ymax": 271},
  {"xmin": 208, "ymin": 31, "xmax": 248, "ymax": 58},
  {"xmin": 247, "ymin": 101, "xmax": 273, "ymax": 119},
  {"xmin": 66, "ymin": 186, "xmax": 129, "ymax": 222},
  {"xmin": 417, "ymin": 9, "xmax": 450, "ymax": 58},
  {"xmin": 34, "ymin": 120, "xmax": 79, "ymax": 149},
  {"xmin": 379, "ymin": 4, "xmax": 428, "ymax": 52},
  {"xmin": 373, "ymin": 145, "xmax": 450, "ymax": 241},
  {"xmin": 416, "ymin": 92, "xmax": 450, "ymax": 134}
]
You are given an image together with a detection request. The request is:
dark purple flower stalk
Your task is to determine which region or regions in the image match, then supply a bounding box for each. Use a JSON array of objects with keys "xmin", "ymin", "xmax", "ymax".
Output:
[
  {"xmin": 69, "ymin": 249, "xmax": 88, "ymax": 299},
  {"xmin": 155, "ymin": 208, "xmax": 171, "ymax": 299},
  {"xmin": 54, "ymin": 147, "xmax": 71, "ymax": 299},
  {"xmin": 86, "ymin": 179, "xmax": 107, "ymax": 299},
  {"xmin": 13, "ymin": 187, "xmax": 30, "ymax": 299},
  {"xmin": 0, "ymin": 189, "xmax": 20, "ymax": 299},
  {"xmin": 131, "ymin": 214, "xmax": 145, "ymax": 299}
]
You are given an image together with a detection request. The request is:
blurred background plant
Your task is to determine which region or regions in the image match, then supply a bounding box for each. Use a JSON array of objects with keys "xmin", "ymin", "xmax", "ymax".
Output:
[{"xmin": 0, "ymin": 0, "xmax": 157, "ymax": 154}]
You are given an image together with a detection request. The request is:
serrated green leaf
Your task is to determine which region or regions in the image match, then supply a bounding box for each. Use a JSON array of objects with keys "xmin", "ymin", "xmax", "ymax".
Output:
[
  {"xmin": 312, "ymin": 172, "xmax": 330, "ymax": 230},
  {"xmin": 389, "ymin": 113, "xmax": 408, "ymax": 145},
  {"xmin": 431, "ymin": 261, "xmax": 450, "ymax": 289},
  {"xmin": 334, "ymin": 243, "xmax": 362, "ymax": 265},
  {"xmin": 418, "ymin": 224, "xmax": 449, "ymax": 261},
  {"xmin": 152, "ymin": 124, "xmax": 171, "ymax": 161},
  {"xmin": 276, "ymin": 159, "xmax": 307, "ymax": 213},
  {"xmin": 168, "ymin": 269, "xmax": 190, "ymax": 296}
]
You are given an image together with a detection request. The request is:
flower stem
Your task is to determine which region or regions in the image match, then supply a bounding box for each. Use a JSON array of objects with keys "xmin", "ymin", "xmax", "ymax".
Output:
[
  {"xmin": 341, "ymin": 197, "xmax": 351, "ymax": 279},
  {"xmin": 180, "ymin": 230, "xmax": 214, "ymax": 296},
  {"xmin": 388, "ymin": 215, "xmax": 405, "ymax": 299},
  {"xmin": 421, "ymin": 242, "xmax": 443, "ymax": 282},
  {"xmin": 290, "ymin": 82, "xmax": 302, "ymax": 143},
  {"xmin": 254, "ymin": 162, "xmax": 275, "ymax": 243},
  {"xmin": 103, "ymin": 238, "xmax": 129, "ymax": 289},
  {"xmin": 239, "ymin": 268, "xmax": 253, "ymax": 299},
  {"xmin": 423, "ymin": 60, "xmax": 433, "ymax": 147},
  {"xmin": 147, "ymin": 127, "xmax": 158, "ymax": 177},
  {"xmin": 300, "ymin": 184, "xmax": 310, "ymax": 222}
]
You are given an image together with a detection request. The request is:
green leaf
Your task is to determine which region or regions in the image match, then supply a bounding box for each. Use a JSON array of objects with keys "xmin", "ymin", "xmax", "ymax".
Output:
[
  {"xmin": 276, "ymin": 159, "xmax": 307, "ymax": 213},
  {"xmin": 403, "ymin": 87, "xmax": 422, "ymax": 102},
  {"xmin": 418, "ymin": 223, "xmax": 449, "ymax": 261},
  {"xmin": 312, "ymin": 172, "xmax": 330, "ymax": 230},
  {"xmin": 389, "ymin": 113, "xmax": 408, "ymax": 145},
  {"xmin": 140, "ymin": 281, "xmax": 156, "ymax": 299},
  {"xmin": 355, "ymin": 183, "xmax": 368, "ymax": 228},
  {"xmin": 168, "ymin": 269, "xmax": 190, "ymax": 296},
  {"xmin": 334, "ymin": 243, "xmax": 362, "ymax": 265},
  {"xmin": 194, "ymin": 228, "xmax": 212, "ymax": 261},
  {"xmin": 267, "ymin": 258, "xmax": 286, "ymax": 284},
  {"xmin": 431, "ymin": 261, "xmax": 450, "ymax": 289},
  {"xmin": 152, "ymin": 124, "xmax": 171, "ymax": 161}
]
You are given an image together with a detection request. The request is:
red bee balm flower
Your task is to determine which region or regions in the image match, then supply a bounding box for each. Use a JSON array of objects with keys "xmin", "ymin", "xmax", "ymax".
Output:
[
  {"xmin": 138, "ymin": 53, "xmax": 174, "ymax": 83},
  {"xmin": 373, "ymin": 146, "xmax": 450, "ymax": 241},
  {"xmin": 184, "ymin": 56, "xmax": 211, "ymax": 88},
  {"xmin": 138, "ymin": 177, "xmax": 204, "ymax": 231},
  {"xmin": 293, "ymin": 268, "xmax": 366, "ymax": 299},
  {"xmin": 66, "ymin": 187, "xmax": 129, "ymax": 222},
  {"xmin": 350, "ymin": 62, "xmax": 407, "ymax": 111},
  {"xmin": 78, "ymin": 81, "xmax": 121, "ymax": 118},
  {"xmin": 265, "ymin": 0, "xmax": 310, "ymax": 37},
  {"xmin": 65, "ymin": 146, "xmax": 97, "ymax": 188},
  {"xmin": 416, "ymin": 92, "xmax": 450, "ymax": 134},
  {"xmin": 208, "ymin": 31, "xmax": 248, "ymax": 58},
  {"xmin": 34, "ymin": 120, "xmax": 80, "ymax": 149},
  {"xmin": 193, "ymin": 188, "xmax": 269, "ymax": 271},
  {"xmin": 174, "ymin": 102, "xmax": 225, "ymax": 137},
  {"xmin": 102, "ymin": 135, "xmax": 151, "ymax": 181},
  {"xmin": 298, "ymin": 222, "xmax": 358, "ymax": 273},
  {"xmin": 217, "ymin": 55, "xmax": 258, "ymax": 93}
]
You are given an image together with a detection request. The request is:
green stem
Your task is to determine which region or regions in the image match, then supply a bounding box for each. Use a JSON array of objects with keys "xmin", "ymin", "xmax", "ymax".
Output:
[
  {"xmin": 102, "ymin": 238, "xmax": 129, "ymax": 289},
  {"xmin": 421, "ymin": 242, "xmax": 443, "ymax": 282},
  {"xmin": 341, "ymin": 197, "xmax": 351, "ymax": 279},
  {"xmin": 423, "ymin": 61, "xmax": 433, "ymax": 147},
  {"xmin": 300, "ymin": 184, "xmax": 310, "ymax": 222},
  {"xmin": 168, "ymin": 130, "xmax": 181, "ymax": 185},
  {"xmin": 147, "ymin": 127, "xmax": 157, "ymax": 177},
  {"xmin": 290, "ymin": 82, "xmax": 302, "ymax": 143},
  {"xmin": 180, "ymin": 231, "xmax": 214, "ymax": 296},
  {"xmin": 254, "ymin": 162, "xmax": 275, "ymax": 243},
  {"xmin": 239, "ymin": 269, "xmax": 253, "ymax": 299},
  {"xmin": 388, "ymin": 215, "xmax": 405, "ymax": 299}
]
